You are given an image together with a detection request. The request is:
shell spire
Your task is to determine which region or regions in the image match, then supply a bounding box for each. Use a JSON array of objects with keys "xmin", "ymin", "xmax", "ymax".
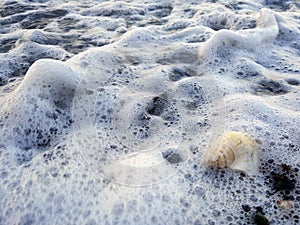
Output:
[{"xmin": 201, "ymin": 131, "xmax": 259, "ymax": 175}]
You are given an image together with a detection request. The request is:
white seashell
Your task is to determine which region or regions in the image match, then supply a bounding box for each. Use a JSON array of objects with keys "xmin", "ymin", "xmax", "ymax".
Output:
[
  {"xmin": 201, "ymin": 131, "xmax": 259, "ymax": 175},
  {"xmin": 277, "ymin": 200, "xmax": 294, "ymax": 210}
]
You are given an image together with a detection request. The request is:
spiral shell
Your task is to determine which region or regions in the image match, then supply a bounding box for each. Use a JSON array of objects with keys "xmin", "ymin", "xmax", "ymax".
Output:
[{"xmin": 201, "ymin": 131, "xmax": 259, "ymax": 175}]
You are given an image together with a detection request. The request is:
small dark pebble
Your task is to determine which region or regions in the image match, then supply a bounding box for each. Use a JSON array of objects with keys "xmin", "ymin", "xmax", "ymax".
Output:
[
  {"xmin": 253, "ymin": 213, "xmax": 269, "ymax": 225},
  {"xmin": 271, "ymin": 172, "xmax": 296, "ymax": 191}
]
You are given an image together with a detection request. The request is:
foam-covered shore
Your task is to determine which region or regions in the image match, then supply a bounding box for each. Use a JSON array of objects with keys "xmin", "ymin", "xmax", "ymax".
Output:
[{"xmin": 0, "ymin": 1, "xmax": 299, "ymax": 224}]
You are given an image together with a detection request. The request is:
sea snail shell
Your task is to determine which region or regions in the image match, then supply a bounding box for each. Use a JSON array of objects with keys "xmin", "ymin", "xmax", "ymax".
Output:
[{"xmin": 201, "ymin": 131, "xmax": 259, "ymax": 175}]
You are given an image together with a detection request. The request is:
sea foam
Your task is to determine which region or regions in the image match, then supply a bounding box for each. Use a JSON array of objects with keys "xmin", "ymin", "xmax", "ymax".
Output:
[{"xmin": 0, "ymin": 1, "xmax": 299, "ymax": 224}]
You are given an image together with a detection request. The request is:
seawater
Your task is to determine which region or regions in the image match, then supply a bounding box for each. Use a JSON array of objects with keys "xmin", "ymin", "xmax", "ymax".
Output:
[{"xmin": 0, "ymin": 1, "xmax": 299, "ymax": 224}]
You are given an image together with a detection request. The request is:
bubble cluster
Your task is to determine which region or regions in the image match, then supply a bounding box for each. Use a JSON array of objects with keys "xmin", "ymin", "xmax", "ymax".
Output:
[
  {"xmin": 0, "ymin": 0, "xmax": 299, "ymax": 224},
  {"xmin": 0, "ymin": 59, "xmax": 79, "ymax": 164}
]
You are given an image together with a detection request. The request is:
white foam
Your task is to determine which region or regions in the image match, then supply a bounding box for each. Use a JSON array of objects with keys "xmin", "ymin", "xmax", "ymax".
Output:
[
  {"xmin": 199, "ymin": 9, "xmax": 279, "ymax": 65},
  {"xmin": 0, "ymin": 1, "xmax": 299, "ymax": 224},
  {"xmin": 0, "ymin": 59, "xmax": 79, "ymax": 152}
]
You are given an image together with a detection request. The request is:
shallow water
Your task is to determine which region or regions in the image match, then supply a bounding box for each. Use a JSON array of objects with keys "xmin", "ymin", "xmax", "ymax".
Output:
[{"xmin": 0, "ymin": 0, "xmax": 299, "ymax": 224}]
